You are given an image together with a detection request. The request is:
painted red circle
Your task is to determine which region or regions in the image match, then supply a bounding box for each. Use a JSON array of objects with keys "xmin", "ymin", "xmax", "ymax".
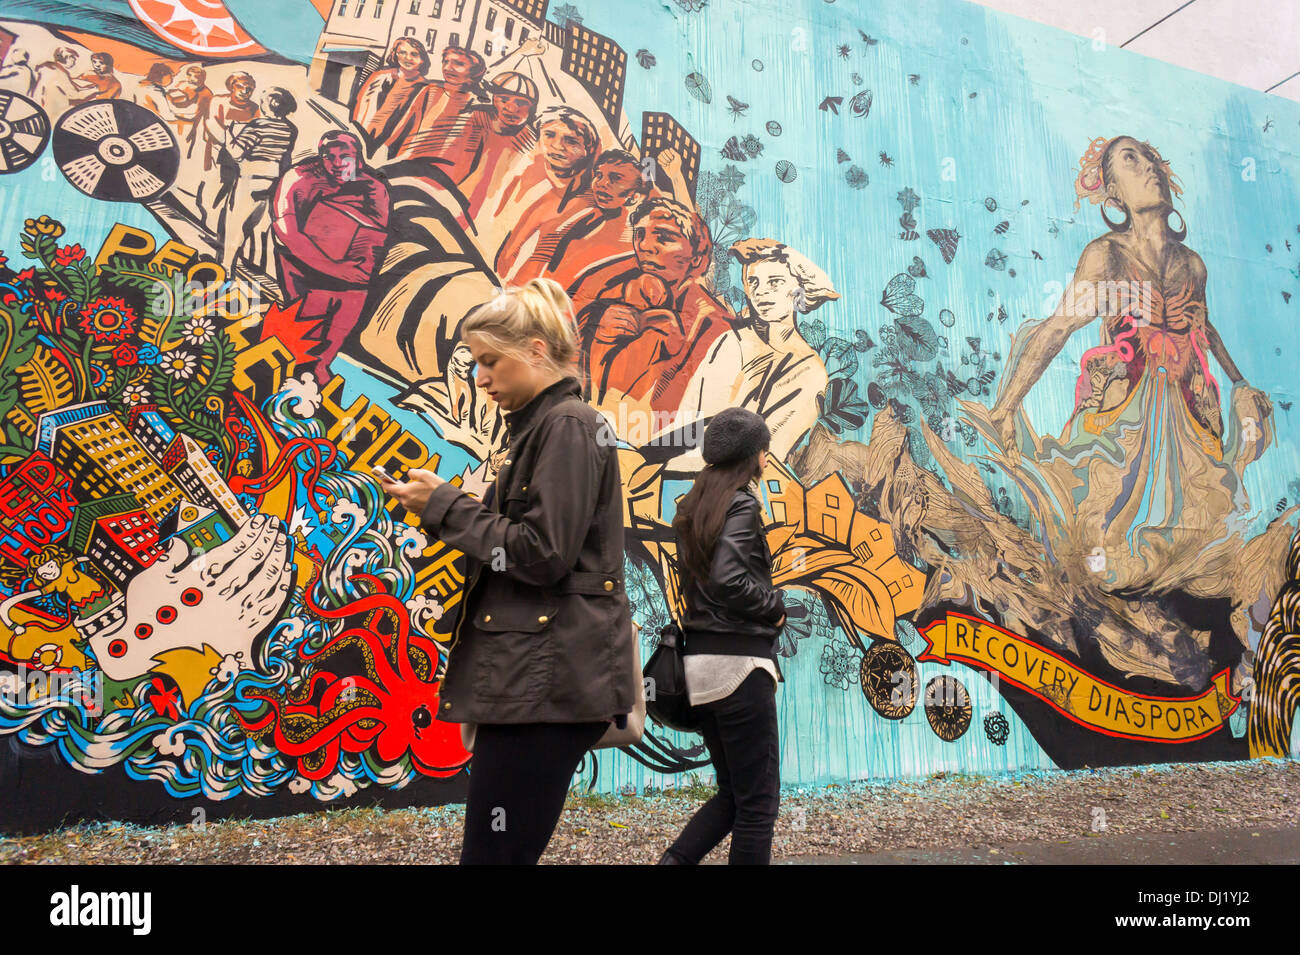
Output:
[
  {"xmin": 127, "ymin": 0, "xmax": 265, "ymax": 57},
  {"xmin": 135, "ymin": 623, "xmax": 153, "ymax": 639},
  {"xmin": 156, "ymin": 605, "xmax": 177, "ymax": 624},
  {"xmin": 181, "ymin": 587, "xmax": 203, "ymax": 606},
  {"xmin": 108, "ymin": 640, "xmax": 128, "ymax": 658}
]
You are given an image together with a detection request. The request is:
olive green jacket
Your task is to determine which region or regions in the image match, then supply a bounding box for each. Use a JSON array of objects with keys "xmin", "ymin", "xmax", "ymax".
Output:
[{"xmin": 421, "ymin": 376, "xmax": 638, "ymax": 724}]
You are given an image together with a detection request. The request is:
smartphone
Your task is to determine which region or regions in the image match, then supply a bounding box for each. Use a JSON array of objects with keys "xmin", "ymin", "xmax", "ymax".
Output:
[{"xmin": 371, "ymin": 465, "xmax": 394, "ymax": 481}]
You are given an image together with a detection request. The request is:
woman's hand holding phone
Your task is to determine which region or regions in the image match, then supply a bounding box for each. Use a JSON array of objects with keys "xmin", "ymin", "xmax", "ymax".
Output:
[{"xmin": 373, "ymin": 466, "xmax": 446, "ymax": 515}]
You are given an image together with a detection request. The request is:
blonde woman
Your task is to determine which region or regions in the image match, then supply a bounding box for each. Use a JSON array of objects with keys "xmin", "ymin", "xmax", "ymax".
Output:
[{"xmin": 377, "ymin": 278, "xmax": 639, "ymax": 865}]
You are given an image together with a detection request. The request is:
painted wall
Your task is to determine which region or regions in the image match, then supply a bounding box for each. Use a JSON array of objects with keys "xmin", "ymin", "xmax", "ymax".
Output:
[{"xmin": 0, "ymin": 0, "xmax": 1297, "ymax": 830}]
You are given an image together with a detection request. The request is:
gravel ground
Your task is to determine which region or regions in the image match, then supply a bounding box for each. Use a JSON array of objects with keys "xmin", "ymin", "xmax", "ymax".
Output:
[{"xmin": 2, "ymin": 757, "xmax": 1297, "ymax": 864}]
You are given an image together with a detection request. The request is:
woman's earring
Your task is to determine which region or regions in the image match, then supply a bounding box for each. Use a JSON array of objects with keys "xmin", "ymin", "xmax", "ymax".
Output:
[
  {"xmin": 1165, "ymin": 208, "xmax": 1187, "ymax": 241},
  {"xmin": 1101, "ymin": 196, "xmax": 1131, "ymax": 232}
]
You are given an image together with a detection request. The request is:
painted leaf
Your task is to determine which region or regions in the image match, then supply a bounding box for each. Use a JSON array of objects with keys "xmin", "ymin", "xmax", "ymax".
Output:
[
  {"xmin": 881, "ymin": 272, "xmax": 925, "ymax": 317},
  {"xmin": 800, "ymin": 317, "xmax": 827, "ymax": 350},
  {"xmin": 894, "ymin": 314, "xmax": 939, "ymax": 362},
  {"xmin": 820, "ymin": 336, "xmax": 859, "ymax": 379},
  {"xmin": 816, "ymin": 376, "xmax": 869, "ymax": 435}
]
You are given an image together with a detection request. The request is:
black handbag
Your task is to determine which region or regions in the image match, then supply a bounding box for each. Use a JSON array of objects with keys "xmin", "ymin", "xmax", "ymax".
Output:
[{"xmin": 643, "ymin": 618, "xmax": 698, "ymax": 732}]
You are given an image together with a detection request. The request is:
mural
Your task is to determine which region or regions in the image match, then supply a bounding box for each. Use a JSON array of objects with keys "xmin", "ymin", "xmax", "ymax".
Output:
[{"xmin": 0, "ymin": 0, "xmax": 1297, "ymax": 829}]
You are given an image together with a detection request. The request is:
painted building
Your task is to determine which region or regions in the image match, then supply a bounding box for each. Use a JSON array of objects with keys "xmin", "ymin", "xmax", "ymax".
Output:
[
  {"xmin": 165, "ymin": 434, "xmax": 249, "ymax": 530},
  {"xmin": 35, "ymin": 403, "xmax": 184, "ymax": 526},
  {"xmin": 65, "ymin": 491, "xmax": 164, "ymax": 589},
  {"xmin": 170, "ymin": 499, "xmax": 234, "ymax": 554},
  {"xmin": 0, "ymin": 0, "xmax": 1296, "ymax": 831},
  {"xmin": 127, "ymin": 404, "xmax": 177, "ymax": 463}
]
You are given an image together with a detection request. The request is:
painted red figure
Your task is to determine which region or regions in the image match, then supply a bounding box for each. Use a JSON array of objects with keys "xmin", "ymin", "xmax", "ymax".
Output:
[
  {"xmin": 271, "ymin": 131, "xmax": 390, "ymax": 383},
  {"xmin": 498, "ymin": 149, "xmax": 645, "ymax": 289},
  {"xmin": 576, "ymin": 196, "xmax": 732, "ymax": 421}
]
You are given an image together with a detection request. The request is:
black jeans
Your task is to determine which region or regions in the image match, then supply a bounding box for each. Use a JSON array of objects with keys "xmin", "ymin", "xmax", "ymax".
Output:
[
  {"xmin": 664, "ymin": 668, "xmax": 780, "ymax": 864},
  {"xmin": 460, "ymin": 721, "xmax": 607, "ymax": 864}
]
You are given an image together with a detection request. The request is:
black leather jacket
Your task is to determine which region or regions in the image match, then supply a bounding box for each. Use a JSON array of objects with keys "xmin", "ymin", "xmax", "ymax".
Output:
[
  {"xmin": 681, "ymin": 484, "xmax": 785, "ymax": 659},
  {"xmin": 420, "ymin": 376, "xmax": 639, "ymax": 724}
]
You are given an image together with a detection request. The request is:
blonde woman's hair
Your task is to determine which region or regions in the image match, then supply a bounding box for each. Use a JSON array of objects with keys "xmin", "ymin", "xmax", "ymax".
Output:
[{"xmin": 461, "ymin": 278, "xmax": 582, "ymax": 380}]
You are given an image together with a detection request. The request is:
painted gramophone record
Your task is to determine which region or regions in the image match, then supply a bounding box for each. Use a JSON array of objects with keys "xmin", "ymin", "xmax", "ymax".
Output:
[
  {"xmin": 52, "ymin": 99, "xmax": 179, "ymax": 202},
  {"xmin": 0, "ymin": 91, "xmax": 51, "ymax": 175}
]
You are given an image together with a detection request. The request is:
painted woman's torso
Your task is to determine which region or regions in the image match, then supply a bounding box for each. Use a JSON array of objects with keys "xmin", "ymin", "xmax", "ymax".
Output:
[{"xmin": 1080, "ymin": 234, "xmax": 1222, "ymax": 439}]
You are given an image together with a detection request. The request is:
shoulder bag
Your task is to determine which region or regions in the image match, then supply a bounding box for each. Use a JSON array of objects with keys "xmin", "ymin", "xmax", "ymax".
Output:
[{"xmin": 643, "ymin": 613, "xmax": 698, "ymax": 732}]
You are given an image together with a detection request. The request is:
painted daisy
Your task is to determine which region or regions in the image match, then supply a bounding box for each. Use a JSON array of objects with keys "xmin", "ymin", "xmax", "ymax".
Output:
[
  {"xmin": 123, "ymin": 383, "xmax": 151, "ymax": 405},
  {"xmin": 162, "ymin": 351, "xmax": 197, "ymax": 380},
  {"xmin": 182, "ymin": 315, "xmax": 214, "ymax": 345}
]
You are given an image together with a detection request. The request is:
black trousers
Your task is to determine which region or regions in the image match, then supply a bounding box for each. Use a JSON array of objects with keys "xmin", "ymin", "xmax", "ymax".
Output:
[
  {"xmin": 460, "ymin": 721, "xmax": 607, "ymax": 864},
  {"xmin": 664, "ymin": 668, "xmax": 780, "ymax": 864}
]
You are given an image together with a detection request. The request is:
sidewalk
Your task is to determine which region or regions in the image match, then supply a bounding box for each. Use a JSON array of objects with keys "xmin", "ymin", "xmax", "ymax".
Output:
[
  {"xmin": 3, "ymin": 757, "xmax": 1297, "ymax": 863},
  {"xmin": 782, "ymin": 824, "xmax": 1300, "ymax": 864}
]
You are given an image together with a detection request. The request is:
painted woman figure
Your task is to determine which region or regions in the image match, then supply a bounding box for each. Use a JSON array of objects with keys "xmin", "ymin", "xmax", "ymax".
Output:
[
  {"xmin": 0, "ymin": 544, "xmax": 107, "ymax": 633},
  {"xmin": 490, "ymin": 105, "xmax": 601, "ymax": 279},
  {"xmin": 351, "ymin": 36, "xmax": 431, "ymax": 155},
  {"xmin": 981, "ymin": 135, "xmax": 1274, "ymax": 603},
  {"xmin": 134, "ymin": 63, "xmax": 176, "ymax": 120},
  {"xmin": 677, "ymin": 238, "xmax": 839, "ymax": 460}
]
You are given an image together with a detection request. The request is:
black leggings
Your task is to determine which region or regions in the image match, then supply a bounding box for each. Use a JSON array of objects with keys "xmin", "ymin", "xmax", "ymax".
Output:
[{"xmin": 460, "ymin": 721, "xmax": 608, "ymax": 864}]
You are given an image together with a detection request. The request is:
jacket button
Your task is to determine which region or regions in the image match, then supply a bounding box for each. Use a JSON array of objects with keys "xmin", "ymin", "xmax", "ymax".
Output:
[
  {"xmin": 442, "ymin": 702, "xmax": 450, "ymax": 710},
  {"xmin": 538, "ymin": 615, "xmax": 548, "ymax": 624},
  {"xmin": 504, "ymin": 459, "xmax": 511, "ymax": 466},
  {"xmin": 603, "ymin": 580, "xmax": 614, "ymax": 591},
  {"xmin": 521, "ymin": 485, "xmax": 527, "ymax": 492},
  {"xmin": 484, "ymin": 614, "xmax": 492, "ymax": 623}
]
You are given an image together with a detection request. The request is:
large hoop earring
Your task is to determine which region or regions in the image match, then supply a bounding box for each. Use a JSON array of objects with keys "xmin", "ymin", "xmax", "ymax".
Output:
[
  {"xmin": 1101, "ymin": 196, "xmax": 1130, "ymax": 232},
  {"xmin": 1166, "ymin": 208, "xmax": 1187, "ymax": 241}
]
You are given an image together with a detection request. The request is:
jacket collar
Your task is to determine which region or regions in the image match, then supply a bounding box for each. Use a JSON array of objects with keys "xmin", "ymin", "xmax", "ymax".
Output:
[{"xmin": 503, "ymin": 375, "xmax": 581, "ymax": 441}]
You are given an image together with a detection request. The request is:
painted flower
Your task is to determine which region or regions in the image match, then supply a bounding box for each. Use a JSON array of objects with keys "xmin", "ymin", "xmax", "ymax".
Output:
[
  {"xmin": 137, "ymin": 343, "xmax": 161, "ymax": 364},
  {"xmin": 718, "ymin": 164, "xmax": 745, "ymax": 194},
  {"xmin": 23, "ymin": 215, "xmax": 65, "ymax": 239},
  {"xmin": 54, "ymin": 244, "xmax": 86, "ymax": 267},
  {"xmin": 112, "ymin": 343, "xmax": 139, "ymax": 366},
  {"xmin": 0, "ymin": 252, "xmax": 7, "ymax": 270},
  {"xmin": 78, "ymin": 297, "xmax": 139, "ymax": 344},
  {"xmin": 162, "ymin": 351, "xmax": 197, "ymax": 380},
  {"xmin": 43, "ymin": 287, "xmax": 67, "ymax": 303},
  {"xmin": 122, "ymin": 384, "xmax": 151, "ymax": 405},
  {"xmin": 15, "ymin": 268, "xmax": 36, "ymax": 283},
  {"xmin": 182, "ymin": 315, "xmax": 214, "ymax": 345}
]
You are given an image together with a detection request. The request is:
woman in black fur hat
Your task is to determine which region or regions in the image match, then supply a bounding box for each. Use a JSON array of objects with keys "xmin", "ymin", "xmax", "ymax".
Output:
[{"xmin": 658, "ymin": 407, "xmax": 786, "ymax": 865}]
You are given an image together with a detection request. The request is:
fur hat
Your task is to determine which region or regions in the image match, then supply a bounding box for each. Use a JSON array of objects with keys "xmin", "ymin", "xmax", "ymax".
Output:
[{"xmin": 702, "ymin": 408, "xmax": 770, "ymax": 466}]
